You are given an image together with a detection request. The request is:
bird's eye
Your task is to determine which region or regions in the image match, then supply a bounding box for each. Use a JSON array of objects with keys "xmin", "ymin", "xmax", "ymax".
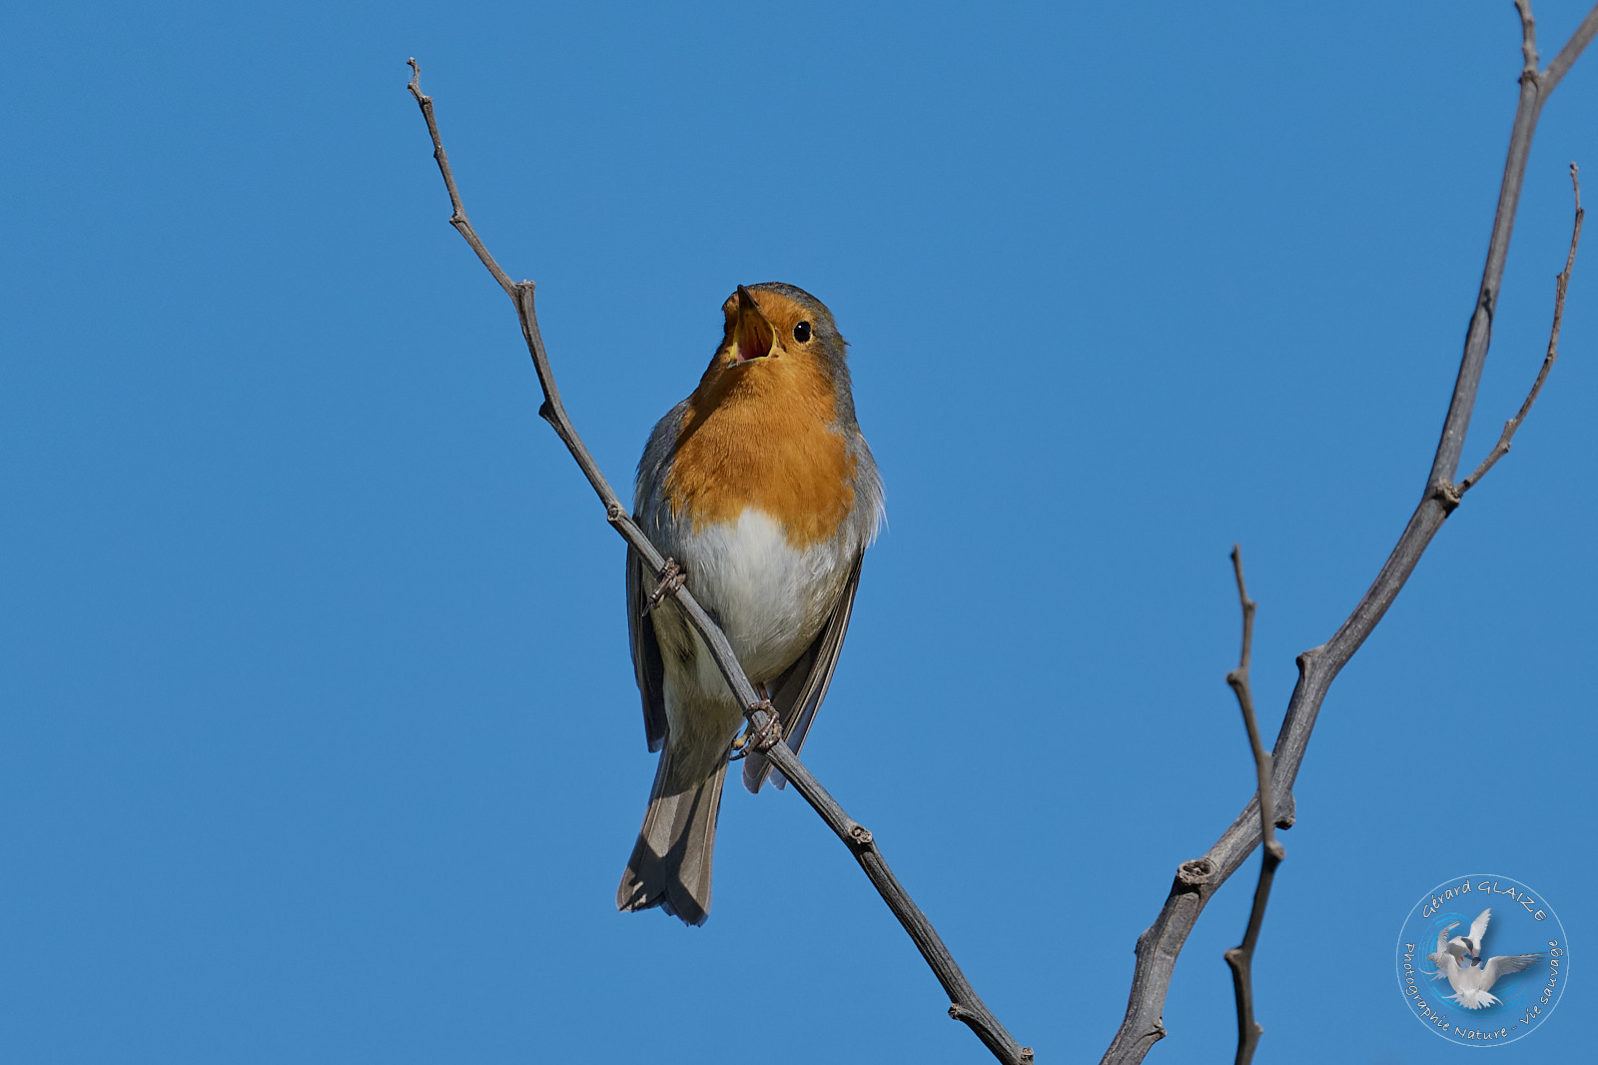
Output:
[{"xmin": 793, "ymin": 321, "xmax": 812, "ymax": 343}]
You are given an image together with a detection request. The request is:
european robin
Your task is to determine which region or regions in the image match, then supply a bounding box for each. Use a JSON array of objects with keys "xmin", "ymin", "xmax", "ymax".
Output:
[{"xmin": 617, "ymin": 282, "xmax": 883, "ymax": 925}]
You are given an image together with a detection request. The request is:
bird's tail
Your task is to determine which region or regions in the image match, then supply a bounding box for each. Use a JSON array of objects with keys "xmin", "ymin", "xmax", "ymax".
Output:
[
  {"xmin": 616, "ymin": 748, "xmax": 728, "ymax": 926},
  {"xmin": 1450, "ymin": 989, "xmax": 1501, "ymax": 1010}
]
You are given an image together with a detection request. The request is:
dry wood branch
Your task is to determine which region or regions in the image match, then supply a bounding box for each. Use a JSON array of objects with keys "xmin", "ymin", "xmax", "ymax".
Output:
[
  {"xmin": 1428, "ymin": 3, "xmax": 1598, "ymax": 501},
  {"xmin": 405, "ymin": 59, "xmax": 514, "ymax": 298},
  {"xmin": 405, "ymin": 59, "xmax": 1029, "ymax": 1065},
  {"xmin": 1219, "ymin": 547, "xmax": 1282, "ymax": 1065},
  {"xmin": 1461, "ymin": 164, "xmax": 1584, "ymax": 493},
  {"xmin": 1519, "ymin": 0, "xmax": 1541, "ymax": 75},
  {"xmin": 1102, "ymin": 7, "xmax": 1598, "ymax": 1063}
]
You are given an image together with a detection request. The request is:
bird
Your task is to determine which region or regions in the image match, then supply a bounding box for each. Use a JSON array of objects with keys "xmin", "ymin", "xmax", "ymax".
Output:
[
  {"xmin": 616, "ymin": 282, "xmax": 883, "ymax": 926},
  {"xmin": 1426, "ymin": 909, "xmax": 1543, "ymax": 1009},
  {"xmin": 1429, "ymin": 921, "xmax": 1466, "ymax": 978},
  {"xmin": 1449, "ymin": 908, "xmax": 1493, "ymax": 962}
]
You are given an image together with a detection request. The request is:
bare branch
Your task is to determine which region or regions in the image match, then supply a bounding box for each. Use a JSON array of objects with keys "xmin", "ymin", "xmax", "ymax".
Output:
[
  {"xmin": 1517, "ymin": 0, "xmax": 1540, "ymax": 77},
  {"xmin": 1428, "ymin": 4, "xmax": 1598, "ymax": 500},
  {"xmin": 406, "ymin": 61, "xmax": 1030, "ymax": 1065},
  {"xmin": 1219, "ymin": 547, "xmax": 1283, "ymax": 1065},
  {"xmin": 405, "ymin": 60, "xmax": 515, "ymax": 298},
  {"xmin": 1545, "ymin": 5, "xmax": 1598, "ymax": 86},
  {"xmin": 1102, "ymin": 9, "xmax": 1597, "ymax": 1062},
  {"xmin": 1461, "ymin": 164, "xmax": 1584, "ymax": 493}
]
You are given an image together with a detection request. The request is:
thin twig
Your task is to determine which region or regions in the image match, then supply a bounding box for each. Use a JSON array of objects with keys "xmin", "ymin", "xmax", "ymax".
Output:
[
  {"xmin": 1427, "ymin": 3, "xmax": 1597, "ymax": 507},
  {"xmin": 1102, "ymin": 7, "xmax": 1598, "ymax": 1062},
  {"xmin": 1461, "ymin": 164, "xmax": 1584, "ymax": 493},
  {"xmin": 1517, "ymin": 0, "xmax": 1540, "ymax": 77},
  {"xmin": 406, "ymin": 59, "xmax": 515, "ymax": 298},
  {"xmin": 1546, "ymin": 1, "xmax": 1598, "ymax": 85},
  {"xmin": 406, "ymin": 61, "xmax": 1030, "ymax": 1065},
  {"xmin": 1219, "ymin": 546, "xmax": 1283, "ymax": 1065}
]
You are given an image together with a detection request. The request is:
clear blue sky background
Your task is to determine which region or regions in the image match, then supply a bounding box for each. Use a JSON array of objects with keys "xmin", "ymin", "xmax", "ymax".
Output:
[{"xmin": 5, "ymin": 3, "xmax": 1594, "ymax": 1063}]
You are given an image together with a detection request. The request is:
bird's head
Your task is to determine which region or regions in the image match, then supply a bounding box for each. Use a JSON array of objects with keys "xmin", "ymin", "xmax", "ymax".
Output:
[
  {"xmin": 684, "ymin": 282, "xmax": 862, "ymax": 432},
  {"xmin": 713, "ymin": 283, "xmax": 847, "ymax": 376}
]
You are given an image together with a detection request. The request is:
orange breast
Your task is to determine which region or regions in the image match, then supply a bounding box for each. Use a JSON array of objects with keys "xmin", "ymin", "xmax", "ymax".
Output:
[{"xmin": 663, "ymin": 355, "xmax": 856, "ymax": 549}]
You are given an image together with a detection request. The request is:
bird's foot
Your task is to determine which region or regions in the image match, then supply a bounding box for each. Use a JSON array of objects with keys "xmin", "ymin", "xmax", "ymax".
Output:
[
  {"xmin": 644, "ymin": 558, "xmax": 685, "ymax": 614},
  {"xmin": 746, "ymin": 699, "xmax": 782, "ymax": 753},
  {"xmin": 728, "ymin": 688, "xmax": 779, "ymax": 759}
]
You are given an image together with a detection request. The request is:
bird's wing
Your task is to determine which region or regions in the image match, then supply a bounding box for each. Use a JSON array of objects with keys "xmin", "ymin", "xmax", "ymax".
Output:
[
  {"xmin": 1482, "ymin": 953, "xmax": 1543, "ymax": 985},
  {"xmin": 741, "ymin": 550, "xmax": 865, "ymax": 793},
  {"xmin": 626, "ymin": 547, "xmax": 667, "ymax": 753},
  {"xmin": 1436, "ymin": 922, "xmax": 1461, "ymax": 956},
  {"xmin": 1469, "ymin": 908, "xmax": 1493, "ymax": 949},
  {"xmin": 626, "ymin": 408, "xmax": 688, "ymax": 754}
]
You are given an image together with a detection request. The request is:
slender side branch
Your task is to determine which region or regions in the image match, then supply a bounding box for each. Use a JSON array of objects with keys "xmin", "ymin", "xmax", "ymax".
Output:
[
  {"xmin": 1102, "ymin": 8, "xmax": 1597, "ymax": 1063},
  {"xmin": 1220, "ymin": 547, "xmax": 1283, "ymax": 1065},
  {"xmin": 1427, "ymin": 3, "xmax": 1598, "ymax": 500},
  {"xmin": 1517, "ymin": 0, "xmax": 1540, "ymax": 76},
  {"xmin": 406, "ymin": 59, "xmax": 515, "ymax": 297},
  {"xmin": 407, "ymin": 62, "xmax": 1030, "ymax": 1065},
  {"xmin": 1546, "ymin": 2, "xmax": 1598, "ymax": 84},
  {"xmin": 1461, "ymin": 164, "xmax": 1584, "ymax": 492}
]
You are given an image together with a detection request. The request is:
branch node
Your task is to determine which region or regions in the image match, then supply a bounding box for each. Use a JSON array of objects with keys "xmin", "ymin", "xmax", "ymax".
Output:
[
  {"xmin": 847, "ymin": 822, "xmax": 875, "ymax": 849},
  {"xmin": 1176, "ymin": 858, "xmax": 1214, "ymax": 891},
  {"xmin": 1432, "ymin": 479, "xmax": 1463, "ymax": 513}
]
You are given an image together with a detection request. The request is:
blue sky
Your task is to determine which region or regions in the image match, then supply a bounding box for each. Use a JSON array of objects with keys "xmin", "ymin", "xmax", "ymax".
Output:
[{"xmin": 5, "ymin": 2, "xmax": 1595, "ymax": 1062}]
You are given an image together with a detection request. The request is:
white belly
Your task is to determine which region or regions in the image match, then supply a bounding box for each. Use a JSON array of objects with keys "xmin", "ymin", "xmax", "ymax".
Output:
[
  {"xmin": 650, "ymin": 507, "xmax": 853, "ymax": 777},
  {"xmin": 678, "ymin": 507, "xmax": 852, "ymax": 682}
]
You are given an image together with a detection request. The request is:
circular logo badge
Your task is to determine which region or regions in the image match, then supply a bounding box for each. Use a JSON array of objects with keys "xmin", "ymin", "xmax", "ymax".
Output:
[{"xmin": 1394, "ymin": 873, "xmax": 1568, "ymax": 1046}]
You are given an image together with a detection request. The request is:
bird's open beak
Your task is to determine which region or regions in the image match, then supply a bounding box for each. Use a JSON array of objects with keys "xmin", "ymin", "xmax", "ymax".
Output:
[{"xmin": 731, "ymin": 285, "xmax": 776, "ymax": 363}]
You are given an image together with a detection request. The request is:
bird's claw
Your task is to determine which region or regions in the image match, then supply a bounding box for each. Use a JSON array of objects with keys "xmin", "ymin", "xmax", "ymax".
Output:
[
  {"xmin": 728, "ymin": 687, "xmax": 778, "ymax": 761},
  {"xmin": 728, "ymin": 703, "xmax": 782, "ymax": 762},
  {"xmin": 644, "ymin": 558, "xmax": 684, "ymax": 614},
  {"xmin": 747, "ymin": 701, "xmax": 782, "ymax": 753}
]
